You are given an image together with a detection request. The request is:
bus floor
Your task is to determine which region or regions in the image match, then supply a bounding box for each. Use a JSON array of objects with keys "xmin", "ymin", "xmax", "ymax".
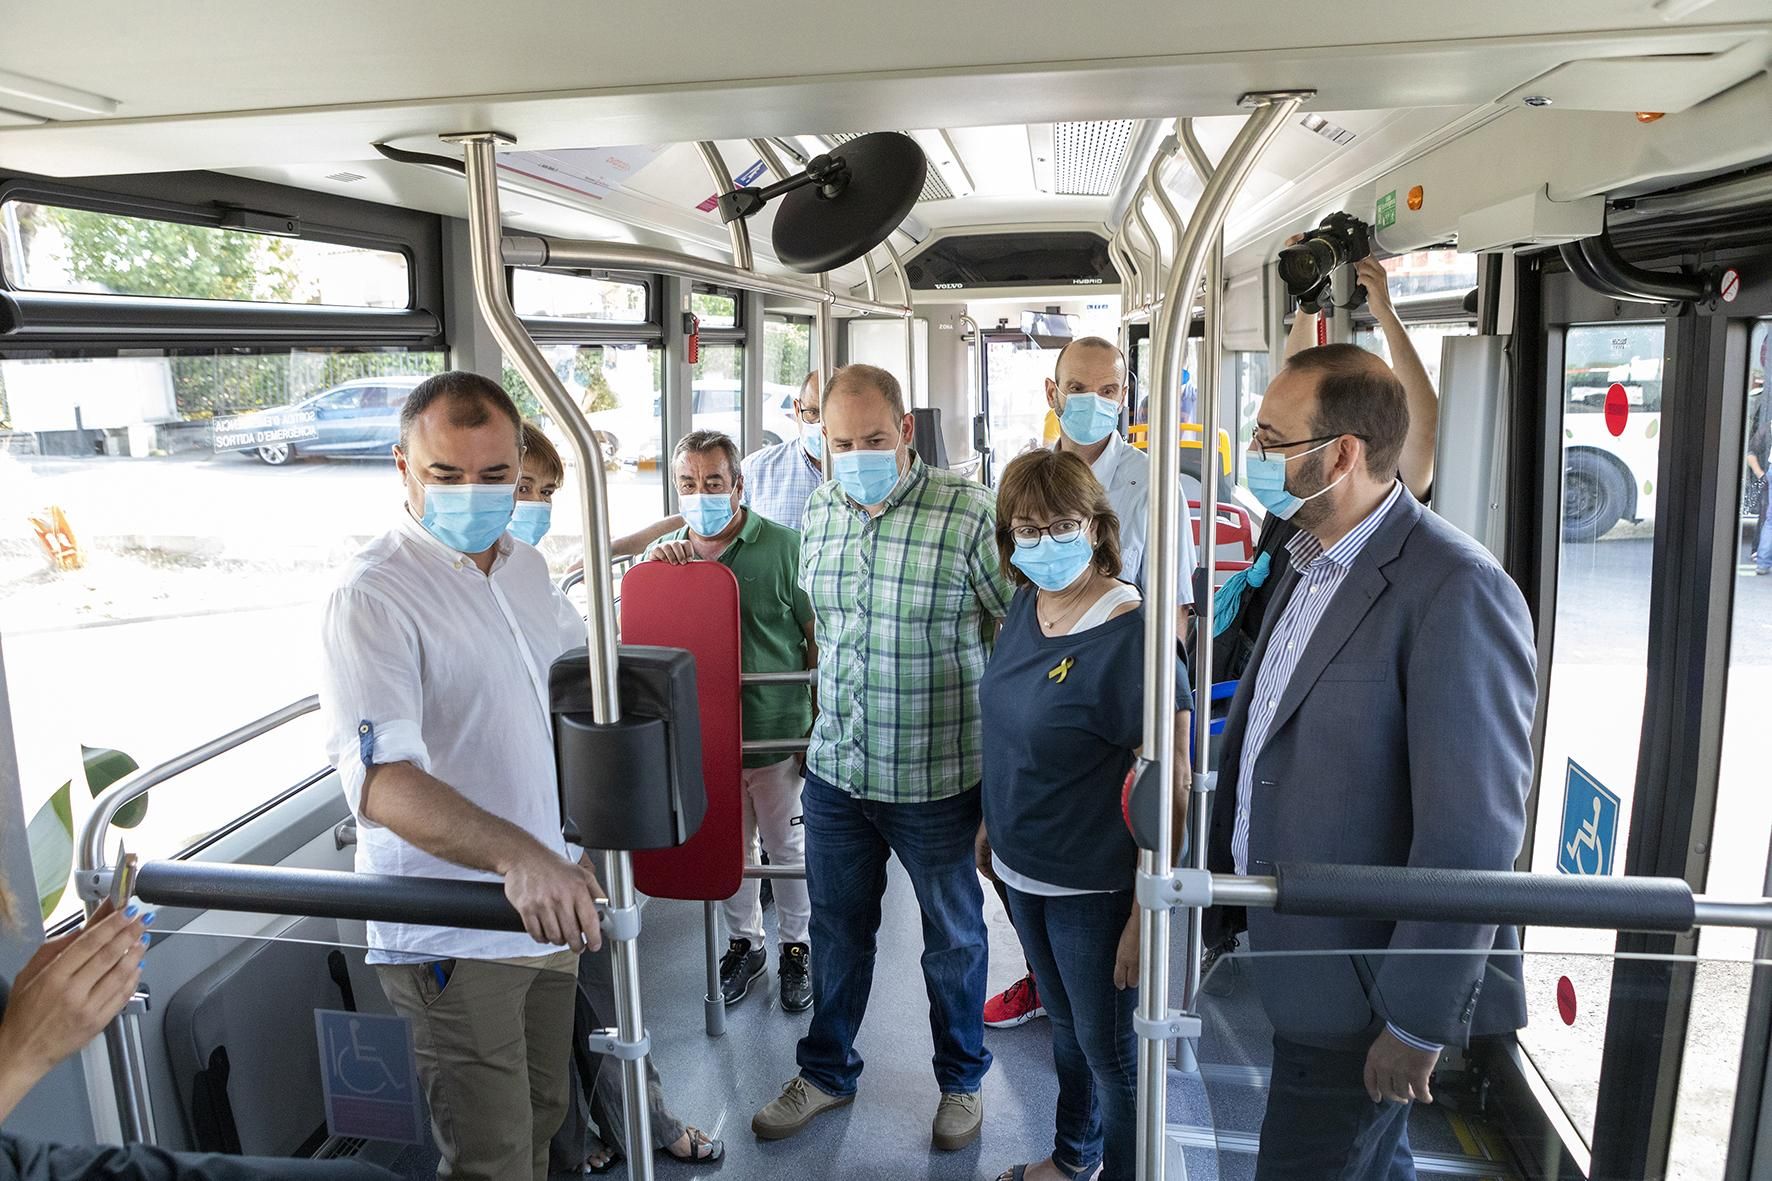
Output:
[{"xmin": 385, "ymin": 858, "xmax": 1518, "ymax": 1180}]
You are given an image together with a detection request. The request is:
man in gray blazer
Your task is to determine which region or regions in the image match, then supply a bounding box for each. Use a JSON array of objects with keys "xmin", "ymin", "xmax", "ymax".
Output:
[{"xmin": 1208, "ymin": 343, "xmax": 1537, "ymax": 1180}]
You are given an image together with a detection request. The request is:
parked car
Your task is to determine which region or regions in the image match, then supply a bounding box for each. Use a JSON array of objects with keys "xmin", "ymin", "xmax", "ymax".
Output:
[{"xmin": 221, "ymin": 375, "xmax": 428, "ymax": 465}]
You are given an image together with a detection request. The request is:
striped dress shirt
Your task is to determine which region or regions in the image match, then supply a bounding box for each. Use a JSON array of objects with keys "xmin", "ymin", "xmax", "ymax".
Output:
[
  {"xmin": 1230, "ymin": 480, "xmax": 1440, "ymax": 1051},
  {"xmin": 741, "ymin": 439, "xmax": 825, "ymax": 531}
]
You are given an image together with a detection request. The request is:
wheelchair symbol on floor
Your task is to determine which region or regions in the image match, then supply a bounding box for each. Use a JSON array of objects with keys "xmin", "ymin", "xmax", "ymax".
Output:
[
  {"xmin": 327, "ymin": 1016, "xmax": 409, "ymax": 1098},
  {"xmin": 1557, "ymin": 761, "xmax": 1620, "ymax": 877}
]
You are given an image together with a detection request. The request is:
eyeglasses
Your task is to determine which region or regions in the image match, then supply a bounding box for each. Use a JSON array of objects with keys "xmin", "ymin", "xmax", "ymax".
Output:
[
  {"xmin": 1249, "ymin": 432, "xmax": 1367, "ymax": 462},
  {"xmin": 1010, "ymin": 518, "xmax": 1085, "ymax": 548},
  {"xmin": 796, "ymin": 406, "xmax": 821, "ymax": 425}
]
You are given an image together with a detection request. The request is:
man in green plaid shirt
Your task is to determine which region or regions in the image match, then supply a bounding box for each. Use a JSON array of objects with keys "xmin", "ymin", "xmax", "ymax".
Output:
[{"xmin": 751, "ymin": 365, "xmax": 1012, "ymax": 1151}]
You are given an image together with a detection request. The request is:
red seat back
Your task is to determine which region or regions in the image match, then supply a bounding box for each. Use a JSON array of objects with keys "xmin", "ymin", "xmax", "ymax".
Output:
[{"xmin": 620, "ymin": 560, "xmax": 744, "ymax": 900}]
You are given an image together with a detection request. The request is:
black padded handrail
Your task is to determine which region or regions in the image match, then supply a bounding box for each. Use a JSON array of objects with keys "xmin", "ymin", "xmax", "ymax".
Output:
[
  {"xmin": 134, "ymin": 861, "xmax": 526, "ymax": 932},
  {"xmin": 1576, "ymin": 233, "xmax": 1715, "ymax": 305},
  {"xmin": 1273, "ymin": 862, "xmax": 1696, "ymax": 933}
]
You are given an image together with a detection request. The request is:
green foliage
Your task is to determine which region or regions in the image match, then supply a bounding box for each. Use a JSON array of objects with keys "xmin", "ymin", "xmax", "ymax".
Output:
[
  {"xmin": 502, "ymin": 350, "xmax": 620, "ymax": 424},
  {"xmin": 53, "ymin": 207, "xmax": 298, "ymax": 304},
  {"xmin": 28, "ymin": 745, "xmax": 141, "ymax": 920},
  {"xmin": 171, "ymin": 351, "xmax": 445, "ymax": 421},
  {"xmin": 765, "ymin": 320, "xmax": 811, "ymax": 386}
]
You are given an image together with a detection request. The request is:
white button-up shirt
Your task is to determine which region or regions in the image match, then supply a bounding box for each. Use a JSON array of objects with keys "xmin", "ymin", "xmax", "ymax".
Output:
[
  {"xmin": 320, "ymin": 513, "xmax": 585, "ymax": 964},
  {"xmin": 1059, "ymin": 432, "xmax": 1197, "ymax": 593}
]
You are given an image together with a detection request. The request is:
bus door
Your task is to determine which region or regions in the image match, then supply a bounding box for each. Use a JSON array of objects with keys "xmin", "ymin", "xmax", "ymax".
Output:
[{"xmin": 1496, "ymin": 236, "xmax": 1772, "ymax": 1179}]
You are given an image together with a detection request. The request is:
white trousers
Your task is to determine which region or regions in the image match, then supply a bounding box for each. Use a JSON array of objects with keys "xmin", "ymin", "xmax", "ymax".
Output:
[{"xmin": 721, "ymin": 756, "xmax": 810, "ymax": 946}]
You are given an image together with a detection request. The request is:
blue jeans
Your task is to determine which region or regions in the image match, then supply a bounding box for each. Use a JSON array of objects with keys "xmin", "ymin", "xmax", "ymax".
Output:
[
  {"xmin": 1004, "ymin": 888, "xmax": 1139, "ymax": 1181},
  {"xmin": 1756, "ymin": 506, "xmax": 1772, "ymax": 572},
  {"xmin": 1255, "ymin": 1036, "xmax": 1416, "ymax": 1181},
  {"xmin": 795, "ymin": 772, "xmax": 991, "ymax": 1097}
]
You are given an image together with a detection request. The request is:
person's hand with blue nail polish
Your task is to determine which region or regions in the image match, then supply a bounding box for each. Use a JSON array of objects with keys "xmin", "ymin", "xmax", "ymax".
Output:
[{"xmin": 0, "ymin": 898, "xmax": 146, "ymax": 1122}]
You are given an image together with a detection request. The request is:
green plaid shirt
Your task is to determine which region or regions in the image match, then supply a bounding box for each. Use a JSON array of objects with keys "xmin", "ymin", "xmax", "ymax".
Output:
[{"xmin": 799, "ymin": 455, "xmax": 1014, "ymax": 802}]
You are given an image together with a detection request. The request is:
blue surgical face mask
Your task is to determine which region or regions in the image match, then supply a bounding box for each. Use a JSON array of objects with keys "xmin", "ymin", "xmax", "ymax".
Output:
[
  {"xmin": 680, "ymin": 492, "xmax": 736, "ymax": 537},
  {"xmin": 510, "ymin": 500, "xmax": 552, "ymax": 546},
  {"xmin": 417, "ymin": 482, "xmax": 516, "ymax": 553},
  {"xmin": 1011, "ymin": 532, "xmax": 1095, "ymax": 592},
  {"xmin": 802, "ymin": 426, "xmax": 824, "ymax": 461},
  {"xmin": 1058, "ymin": 391, "xmax": 1122, "ymax": 446},
  {"xmin": 1244, "ymin": 439, "xmax": 1342, "ymax": 521},
  {"xmin": 832, "ymin": 448, "xmax": 902, "ymax": 505}
]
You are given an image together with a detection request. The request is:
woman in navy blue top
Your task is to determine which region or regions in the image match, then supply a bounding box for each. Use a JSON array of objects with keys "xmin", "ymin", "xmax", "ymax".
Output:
[{"xmin": 978, "ymin": 449, "xmax": 1192, "ymax": 1181}]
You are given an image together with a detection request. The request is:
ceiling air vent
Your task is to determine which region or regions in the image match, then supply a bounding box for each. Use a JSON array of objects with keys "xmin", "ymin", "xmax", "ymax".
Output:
[
  {"xmin": 1052, "ymin": 120, "xmax": 1134, "ymax": 196},
  {"xmin": 1299, "ymin": 114, "xmax": 1357, "ymax": 146},
  {"xmin": 325, "ymin": 171, "xmax": 367, "ymax": 184},
  {"xmin": 826, "ymin": 132, "xmax": 953, "ymax": 201}
]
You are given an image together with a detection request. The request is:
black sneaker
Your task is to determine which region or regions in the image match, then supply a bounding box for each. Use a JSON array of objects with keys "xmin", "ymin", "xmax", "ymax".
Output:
[
  {"xmin": 720, "ymin": 938, "xmax": 767, "ymax": 1006},
  {"xmin": 779, "ymin": 943, "xmax": 812, "ymax": 1013}
]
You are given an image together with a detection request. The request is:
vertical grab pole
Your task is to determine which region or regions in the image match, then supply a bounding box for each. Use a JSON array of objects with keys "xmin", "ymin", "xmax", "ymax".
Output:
[
  {"xmin": 1176, "ymin": 120, "xmax": 1223, "ymax": 1018},
  {"xmin": 1135, "ymin": 92, "xmax": 1309, "ymax": 1181},
  {"xmin": 697, "ymin": 142, "xmax": 753, "ymax": 271},
  {"xmin": 884, "ymin": 239, "xmax": 916, "ymax": 406},
  {"xmin": 1144, "ymin": 135, "xmax": 1186, "ymax": 435},
  {"xmin": 1118, "ymin": 210, "xmax": 1147, "ymax": 315},
  {"xmin": 1131, "ymin": 192, "xmax": 1163, "ymax": 322},
  {"xmin": 703, "ymin": 901, "xmax": 727, "ymax": 1036},
  {"xmin": 453, "ymin": 132, "xmax": 656, "ymax": 1181}
]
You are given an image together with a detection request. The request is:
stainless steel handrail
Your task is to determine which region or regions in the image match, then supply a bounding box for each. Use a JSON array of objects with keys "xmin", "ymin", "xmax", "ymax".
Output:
[
  {"xmin": 78, "ymin": 695, "xmax": 321, "ymax": 895},
  {"xmin": 455, "ymin": 131, "xmax": 654, "ymax": 1179},
  {"xmin": 1137, "ymin": 91, "xmax": 1309, "ymax": 1181},
  {"xmin": 696, "ymin": 142, "xmax": 752, "ymax": 272},
  {"xmin": 502, "ymin": 235, "xmax": 911, "ymax": 320},
  {"xmin": 883, "ymin": 238, "xmax": 917, "ymax": 405},
  {"xmin": 74, "ymin": 691, "xmax": 321, "ymax": 1145},
  {"xmin": 740, "ymin": 669, "xmax": 817, "ymax": 686}
]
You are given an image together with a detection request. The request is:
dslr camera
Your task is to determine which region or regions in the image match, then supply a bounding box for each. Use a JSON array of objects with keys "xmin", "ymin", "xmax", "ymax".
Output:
[{"xmin": 1277, "ymin": 211, "xmax": 1373, "ymax": 314}]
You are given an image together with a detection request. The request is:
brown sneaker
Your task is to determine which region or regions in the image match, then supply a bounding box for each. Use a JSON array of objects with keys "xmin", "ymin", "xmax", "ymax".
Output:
[
  {"xmin": 932, "ymin": 1090, "xmax": 983, "ymax": 1150},
  {"xmin": 751, "ymin": 1076, "xmax": 852, "ymax": 1140}
]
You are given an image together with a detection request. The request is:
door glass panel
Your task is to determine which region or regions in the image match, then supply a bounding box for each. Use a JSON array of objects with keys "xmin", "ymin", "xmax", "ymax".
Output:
[
  {"xmin": 500, "ymin": 343, "xmax": 666, "ymax": 561},
  {"xmin": 1667, "ymin": 319, "xmax": 1772, "ymax": 1178},
  {"xmin": 985, "ymin": 336, "xmax": 1059, "ymax": 484},
  {"xmin": 1519, "ymin": 321, "xmax": 1667, "ymax": 1144},
  {"xmin": 690, "ymin": 342, "xmax": 743, "ymax": 442},
  {"xmin": 0, "ymin": 348, "xmax": 444, "ymax": 929}
]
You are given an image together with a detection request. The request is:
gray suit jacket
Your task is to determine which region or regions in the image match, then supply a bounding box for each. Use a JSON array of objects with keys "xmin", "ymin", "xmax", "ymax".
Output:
[{"xmin": 1208, "ymin": 492, "xmax": 1537, "ymax": 1051}]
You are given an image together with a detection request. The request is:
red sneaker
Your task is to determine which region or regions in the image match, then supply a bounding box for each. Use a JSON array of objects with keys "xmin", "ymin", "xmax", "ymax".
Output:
[{"xmin": 982, "ymin": 972, "xmax": 1046, "ymax": 1028}]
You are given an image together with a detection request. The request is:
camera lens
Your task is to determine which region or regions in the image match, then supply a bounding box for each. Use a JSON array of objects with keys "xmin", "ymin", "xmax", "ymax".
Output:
[{"xmin": 1277, "ymin": 238, "xmax": 1339, "ymax": 290}]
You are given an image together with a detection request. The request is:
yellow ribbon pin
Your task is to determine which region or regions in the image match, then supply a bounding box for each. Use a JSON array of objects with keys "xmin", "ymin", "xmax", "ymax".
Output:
[{"xmin": 1048, "ymin": 656, "xmax": 1076, "ymax": 684}]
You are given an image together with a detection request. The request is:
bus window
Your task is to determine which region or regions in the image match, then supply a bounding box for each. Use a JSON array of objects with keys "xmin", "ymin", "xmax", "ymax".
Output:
[
  {"xmin": 0, "ymin": 348, "xmax": 444, "ymax": 928},
  {"xmin": 504, "ymin": 343, "xmax": 666, "ymax": 561},
  {"xmin": 1233, "ymin": 350, "xmax": 1271, "ymax": 485},
  {"xmin": 1517, "ymin": 321, "xmax": 1668, "ymax": 1146},
  {"xmin": 690, "ymin": 342, "xmax": 745, "ymax": 441},
  {"xmin": 1, "ymin": 201, "xmax": 411, "ymax": 309},
  {"xmin": 1666, "ymin": 319, "xmax": 1772, "ymax": 1177}
]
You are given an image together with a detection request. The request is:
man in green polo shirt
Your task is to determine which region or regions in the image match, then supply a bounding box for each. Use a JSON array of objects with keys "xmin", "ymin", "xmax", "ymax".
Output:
[{"xmin": 646, "ymin": 429, "xmax": 817, "ymax": 1014}]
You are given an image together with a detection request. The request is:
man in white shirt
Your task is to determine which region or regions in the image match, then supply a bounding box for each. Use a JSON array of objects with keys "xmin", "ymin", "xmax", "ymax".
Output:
[
  {"xmin": 984, "ymin": 336, "xmax": 1198, "ymax": 1030},
  {"xmin": 319, "ymin": 372, "xmax": 603, "ymax": 1181}
]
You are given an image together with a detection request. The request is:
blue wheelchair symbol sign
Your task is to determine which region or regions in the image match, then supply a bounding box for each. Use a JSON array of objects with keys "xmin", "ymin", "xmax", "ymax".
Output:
[
  {"xmin": 1557, "ymin": 761, "xmax": 1620, "ymax": 877},
  {"xmin": 315, "ymin": 1009, "xmax": 423, "ymax": 1144}
]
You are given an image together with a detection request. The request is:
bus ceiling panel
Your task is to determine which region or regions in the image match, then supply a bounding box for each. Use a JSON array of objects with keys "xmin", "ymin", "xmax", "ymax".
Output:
[
  {"xmin": 0, "ymin": 22, "xmax": 1762, "ymax": 178},
  {"xmin": 1219, "ymin": 65, "xmax": 1772, "ymax": 286},
  {"xmin": 2, "ymin": 1, "xmax": 1768, "ymax": 122}
]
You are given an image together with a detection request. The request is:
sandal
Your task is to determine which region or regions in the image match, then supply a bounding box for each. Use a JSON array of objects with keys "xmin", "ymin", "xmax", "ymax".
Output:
[
  {"xmin": 996, "ymin": 1168, "xmax": 1031, "ymax": 1181},
  {"xmin": 664, "ymin": 1125, "xmax": 724, "ymax": 1163},
  {"xmin": 583, "ymin": 1142, "xmax": 622, "ymax": 1175}
]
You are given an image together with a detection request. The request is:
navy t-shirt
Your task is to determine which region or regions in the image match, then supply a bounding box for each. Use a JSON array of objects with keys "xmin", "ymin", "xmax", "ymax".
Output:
[{"xmin": 980, "ymin": 584, "xmax": 1194, "ymax": 892}]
